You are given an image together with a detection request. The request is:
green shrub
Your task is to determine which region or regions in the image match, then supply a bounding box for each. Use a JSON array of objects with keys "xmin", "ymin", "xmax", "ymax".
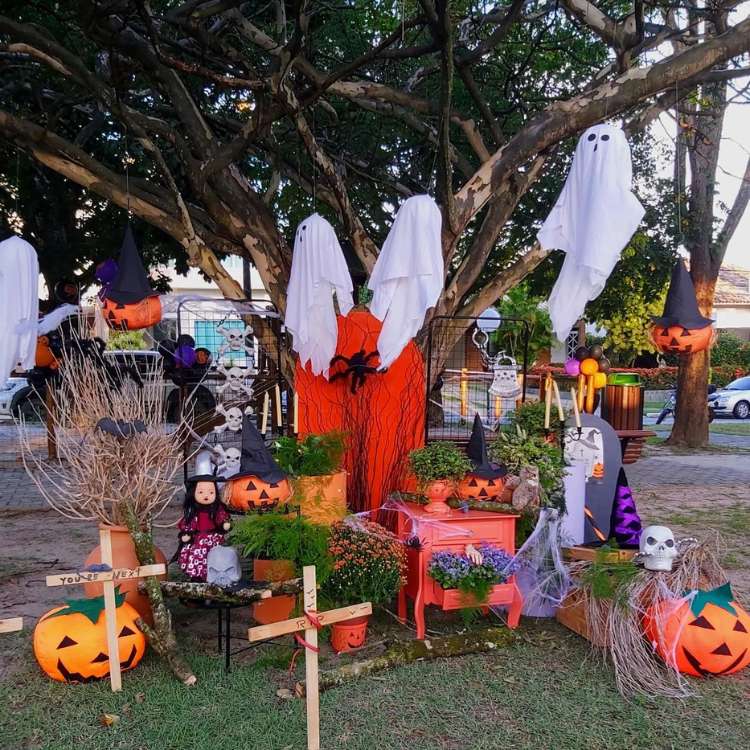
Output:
[
  {"xmin": 408, "ymin": 442, "xmax": 472, "ymax": 484},
  {"xmin": 273, "ymin": 432, "xmax": 346, "ymax": 477},
  {"xmin": 711, "ymin": 332, "xmax": 750, "ymax": 371},
  {"xmin": 228, "ymin": 513, "xmax": 332, "ymax": 581}
]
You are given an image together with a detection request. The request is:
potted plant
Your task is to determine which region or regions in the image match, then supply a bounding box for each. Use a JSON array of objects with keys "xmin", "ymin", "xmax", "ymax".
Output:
[
  {"xmin": 274, "ymin": 432, "xmax": 347, "ymax": 525},
  {"xmin": 323, "ymin": 520, "xmax": 406, "ymax": 652},
  {"xmin": 229, "ymin": 513, "xmax": 331, "ymax": 624},
  {"xmin": 408, "ymin": 442, "xmax": 472, "ymax": 514},
  {"xmin": 427, "ymin": 544, "xmax": 519, "ymax": 615}
]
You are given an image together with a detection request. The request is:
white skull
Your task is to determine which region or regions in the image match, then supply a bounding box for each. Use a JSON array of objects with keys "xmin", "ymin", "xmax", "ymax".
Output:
[
  {"xmin": 639, "ymin": 525, "xmax": 677, "ymax": 572},
  {"xmin": 206, "ymin": 546, "xmax": 241, "ymax": 588},
  {"xmin": 222, "ymin": 406, "xmax": 243, "ymax": 432},
  {"xmin": 217, "ymin": 324, "xmax": 253, "ymax": 351},
  {"xmin": 215, "ymin": 445, "xmax": 241, "ymax": 477}
]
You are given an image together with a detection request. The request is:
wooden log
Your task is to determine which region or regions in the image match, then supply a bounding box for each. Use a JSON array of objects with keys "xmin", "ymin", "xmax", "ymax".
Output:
[
  {"xmin": 297, "ymin": 627, "xmax": 519, "ymax": 694},
  {"xmin": 143, "ymin": 577, "xmax": 303, "ymax": 606},
  {"xmin": 394, "ymin": 492, "xmax": 517, "ymax": 515}
]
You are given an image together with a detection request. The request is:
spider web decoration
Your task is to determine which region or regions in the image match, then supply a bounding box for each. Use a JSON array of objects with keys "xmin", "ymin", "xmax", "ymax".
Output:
[{"xmin": 295, "ymin": 310, "xmax": 425, "ymax": 513}]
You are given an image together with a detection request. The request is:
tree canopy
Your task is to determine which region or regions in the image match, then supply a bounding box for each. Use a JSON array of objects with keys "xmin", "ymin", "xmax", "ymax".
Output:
[{"xmin": 1, "ymin": 1, "xmax": 749, "ymax": 361}]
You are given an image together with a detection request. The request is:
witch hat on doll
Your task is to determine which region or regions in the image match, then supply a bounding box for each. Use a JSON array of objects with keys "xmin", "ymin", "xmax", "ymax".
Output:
[
  {"xmin": 466, "ymin": 413, "xmax": 507, "ymax": 479},
  {"xmin": 105, "ymin": 225, "xmax": 157, "ymax": 304},
  {"xmin": 652, "ymin": 260, "xmax": 713, "ymax": 329},
  {"xmin": 187, "ymin": 450, "xmax": 223, "ymax": 484},
  {"xmin": 233, "ymin": 415, "xmax": 287, "ymax": 483}
]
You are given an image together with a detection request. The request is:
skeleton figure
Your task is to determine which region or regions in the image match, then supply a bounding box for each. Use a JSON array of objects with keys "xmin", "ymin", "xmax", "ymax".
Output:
[
  {"xmin": 639, "ymin": 525, "xmax": 677, "ymax": 572},
  {"xmin": 214, "ymin": 444, "xmax": 241, "ymax": 478},
  {"xmin": 216, "ymin": 363, "xmax": 254, "ymax": 399},
  {"xmin": 510, "ymin": 466, "xmax": 541, "ymax": 511},
  {"xmin": 216, "ymin": 323, "xmax": 255, "ymax": 361},
  {"xmin": 206, "ymin": 545, "xmax": 242, "ymax": 588},
  {"xmin": 213, "ymin": 404, "xmax": 253, "ymax": 434}
]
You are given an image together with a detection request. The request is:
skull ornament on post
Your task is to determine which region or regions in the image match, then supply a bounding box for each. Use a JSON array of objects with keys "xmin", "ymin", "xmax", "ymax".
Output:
[{"xmin": 639, "ymin": 525, "xmax": 677, "ymax": 572}]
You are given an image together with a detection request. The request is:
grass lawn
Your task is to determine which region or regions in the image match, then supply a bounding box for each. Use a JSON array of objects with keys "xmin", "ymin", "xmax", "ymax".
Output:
[{"xmin": 2, "ymin": 618, "xmax": 749, "ymax": 750}]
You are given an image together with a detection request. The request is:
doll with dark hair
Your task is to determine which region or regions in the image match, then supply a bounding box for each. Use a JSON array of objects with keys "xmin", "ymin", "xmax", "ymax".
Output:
[{"xmin": 177, "ymin": 452, "xmax": 232, "ymax": 580}]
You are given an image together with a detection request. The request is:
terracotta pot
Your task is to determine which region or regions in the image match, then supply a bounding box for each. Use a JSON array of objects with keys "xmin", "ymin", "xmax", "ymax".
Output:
[
  {"xmin": 330, "ymin": 615, "xmax": 370, "ymax": 653},
  {"xmin": 83, "ymin": 524, "xmax": 167, "ymax": 625},
  {"xmin": 252, "ymin": 558, "xmax": 297, "ymax": 625},
  {"xmin": 423, "ymin": 480, "xmax": 453, "ymax": 514},
  {"xmin": 292, "ymin": 471, "xmax": 347, "ymax": 526}
]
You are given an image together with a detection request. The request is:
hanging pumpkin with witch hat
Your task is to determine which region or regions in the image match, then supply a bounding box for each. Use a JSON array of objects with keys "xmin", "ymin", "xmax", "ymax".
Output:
[
  {"xmin": 457, "ymin": 413, "xmax": 507, "ymax": 501},
  {"xmin": 650, "ymin": 261, "xmax": 713, "ymax": 355},
  {"xmin": 102, "ymin": 225, "xmax": 162, "ymax": 331},
  {"xmin": 223, "ymin": 415, "xmax": 292, "ymax": 512}
]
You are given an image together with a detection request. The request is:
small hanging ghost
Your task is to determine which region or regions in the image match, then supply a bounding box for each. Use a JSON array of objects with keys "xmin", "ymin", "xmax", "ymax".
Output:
[{"xmin": 539, "ymin": 124, "xmax": 645, "ymax": 341}]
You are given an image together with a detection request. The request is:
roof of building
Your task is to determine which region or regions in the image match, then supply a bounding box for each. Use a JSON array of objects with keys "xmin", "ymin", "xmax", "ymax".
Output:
[{"xmin": 715, "ymin": 264, "xmax": 750, "ymax": 306}]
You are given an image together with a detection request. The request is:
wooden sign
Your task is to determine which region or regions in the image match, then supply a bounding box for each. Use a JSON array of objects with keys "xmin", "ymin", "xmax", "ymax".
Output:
[
  {"xmin": 0, "ymin": 617, "xmax": 23, "ymax": 634},
  {"xmin": 46, "ymin": 526, "xmax": 165, "ymax": 692},
  {"xmin": 249, "ymin": 566, "xmax": 372, "ymax": 750}
]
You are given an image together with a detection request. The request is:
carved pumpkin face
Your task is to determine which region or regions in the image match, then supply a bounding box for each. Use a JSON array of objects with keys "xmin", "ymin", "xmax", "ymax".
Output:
[
  {"xmin": 33, "ymin": 593, "xmax": 146, "ymax": 683},
  {"xmin": 223, "ymin": 476, "xmax": 292, "ymax": 512},
  {"xmin": 35, "ymin": 336, "xmax": 58, "ymax": 369},
  {"xmin": 650, "ymin": 323, "xmax": 713, "ymax": 355},
  {"xmin": 643, "ymin": 583, "xmax": 750, "ymax": 677},
  {"xmin": 103, "ymin": 296, "xmax": 162, "ymax": 331},
  {"xmin": 457, "ymin": 475, "xmax": 504, "ymax": 501}
]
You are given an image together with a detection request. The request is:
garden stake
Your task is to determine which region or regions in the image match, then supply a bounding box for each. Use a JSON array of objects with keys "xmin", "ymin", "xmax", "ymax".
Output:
[
  {"xmin": 45, "ymin": 525, "xmax": 165, "ymax": 692},
  {"xmin": 248, "ymin": 566, "xmax": 371, "ymax": 750},
  {"xmin": 0, "ymin": 617, "xmax": 22, "ymax": 633}
]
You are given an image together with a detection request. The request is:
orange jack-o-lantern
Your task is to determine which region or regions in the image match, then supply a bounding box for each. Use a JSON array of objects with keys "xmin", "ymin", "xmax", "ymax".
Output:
[
  {"xmin": 224, "ymin": 476, "xmax": 292, "ymax": 512},
  {"xmin": 457, "ymin": 475, "xmax": 505, "ymax": 501},
  {"xmin": 643, "ymin": 583, "xmax": 750, "ymax": 677},
  {"xmin": 103, "ymin": 296, "xmax": 162, "ymax": 331},
  {"xmin": 33, "ymin": 593, "xmax": 146, "ymax": 683},
  {"xmin": 35, "ymin": 336, "xmax": 58, "ymax": 369},
  {"xmin": 650, "ymin": 324, "xmax": 713, "ymax": 355}
]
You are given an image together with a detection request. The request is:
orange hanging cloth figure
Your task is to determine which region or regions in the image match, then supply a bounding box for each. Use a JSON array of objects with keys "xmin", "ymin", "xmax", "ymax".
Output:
[{"xmin": 295, "ymin": 310, "xmax": 425, "ymax": 513}]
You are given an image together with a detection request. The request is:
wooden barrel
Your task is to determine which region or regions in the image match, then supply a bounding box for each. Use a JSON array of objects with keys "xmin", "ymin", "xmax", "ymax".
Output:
[{"xmin": 602, "ymin": 384, "xmax": 644, "ymax": 430}]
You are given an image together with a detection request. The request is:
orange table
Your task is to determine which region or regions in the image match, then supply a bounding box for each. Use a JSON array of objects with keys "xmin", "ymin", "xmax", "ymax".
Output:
[{"xmin": 395, "ymin": 502, "xmax": 523, "ymax": 639}]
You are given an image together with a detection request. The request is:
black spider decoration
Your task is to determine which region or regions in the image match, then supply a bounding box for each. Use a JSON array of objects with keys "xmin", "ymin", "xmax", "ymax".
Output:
[{"xmin": 329, "ymin": 350, "xmax": 381, "ymax": 394}]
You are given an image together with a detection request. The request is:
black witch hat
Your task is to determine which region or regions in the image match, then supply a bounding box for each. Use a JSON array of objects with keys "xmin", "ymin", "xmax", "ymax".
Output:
[
  {"xmin": 105, "ymin": 225, "xmax": 157, "ymax": 304},
  {"xmin": 652, "ymin": 260, "xmax": 713, "ymax": 329},
  {"xmin": 233, "ymin": 415, "xmax": 287, "ymax": 483},
  {"xmin": 466, "ymin": 413, "xmax": 507, "ymax": 479}
]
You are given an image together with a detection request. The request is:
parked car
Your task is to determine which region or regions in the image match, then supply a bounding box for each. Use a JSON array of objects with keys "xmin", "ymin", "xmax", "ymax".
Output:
[
  {"xmin": 708, "ymin": 376, "xmax": 750, "ymax": 419},
  {"xmin": 1, "ymin": 350, "xmax": 216, "ymax": 424}
]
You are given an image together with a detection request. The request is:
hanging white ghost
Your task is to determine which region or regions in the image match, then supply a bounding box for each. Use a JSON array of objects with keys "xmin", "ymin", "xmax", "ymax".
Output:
[
  {"xmin": 285, "ymin": 214, "xmax": 354, "ymax": 378},
  {"xmin": 0, "ymin": 236, "xmax": 39, "ymax": 385},
  {"xmin": 538, "ymin": 124, "xmax": 645, "ymax": 341},
  {"xmin": 368, "ymin": 195, "xmax": 444, "ymax": 370}
]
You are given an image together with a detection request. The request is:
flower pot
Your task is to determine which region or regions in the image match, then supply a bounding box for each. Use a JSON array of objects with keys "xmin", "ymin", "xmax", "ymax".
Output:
[
  {"xmin": 252, "ymin": 558, "xmax": 297, "ymax": 624},
  {"xmin": 330, "ymin": 615, "xmax": 370, "ymax": 653},
  {"xmin": 83, "ymin": 524, "xmax": 168, "ymax": 625},
  {"xmin": 423, "ymin": 480, "xmax": 453, "ymax": 514},
  {"xmin": 292, "ymin": 471, "xmax": 347, "ymax": 526}
]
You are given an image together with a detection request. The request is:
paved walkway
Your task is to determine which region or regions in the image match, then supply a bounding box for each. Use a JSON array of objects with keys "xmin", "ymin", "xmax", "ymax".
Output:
[{"xmin": 628, "ymin": 450, "xmax": 750, "ymax": 487}]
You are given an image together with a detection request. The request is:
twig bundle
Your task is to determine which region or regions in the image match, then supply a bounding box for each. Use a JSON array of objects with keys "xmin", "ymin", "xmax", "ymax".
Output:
[{"xmin": 19, "ymin": 341, "xmax": 188, "ymax": 526}]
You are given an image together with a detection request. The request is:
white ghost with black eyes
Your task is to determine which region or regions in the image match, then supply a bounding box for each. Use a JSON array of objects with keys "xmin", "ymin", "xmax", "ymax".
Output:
[{"xmin": 538, "ymin": 124, "xmax": 645, "ymax": 341}]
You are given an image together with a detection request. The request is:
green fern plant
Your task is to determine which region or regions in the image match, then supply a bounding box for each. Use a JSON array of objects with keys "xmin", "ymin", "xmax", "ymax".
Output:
[{"xmin": 273, "ymin": 432, "xmax": 346, "ymax": 477}]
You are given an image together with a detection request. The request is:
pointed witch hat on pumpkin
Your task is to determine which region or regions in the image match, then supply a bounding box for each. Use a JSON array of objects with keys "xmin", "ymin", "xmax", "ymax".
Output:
[
  {"xmin": 652, "ymin": 260, "xmax": 713, "ymax": 330},
  {"xmin": 466, "ymin": 413, "xmax": 507, "ymax": 479},
  {"xmin": 105, "ymin": 225, "xmax": 157, "ymax": 304},
  {"xmin": 233, "ymin": 414, "xmax": 287, "ymax": 483}
]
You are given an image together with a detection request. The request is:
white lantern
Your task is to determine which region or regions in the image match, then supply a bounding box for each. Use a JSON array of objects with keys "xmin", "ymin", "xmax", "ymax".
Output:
[{"xmin": 477, "ymin": 307, "xmax": 502, "ymax": 332}]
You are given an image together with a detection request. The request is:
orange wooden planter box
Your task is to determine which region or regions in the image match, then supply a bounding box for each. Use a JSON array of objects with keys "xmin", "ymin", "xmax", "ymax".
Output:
[{"xmin": 432, "ymin": 581, "xmax": 519, "ymax": 611}]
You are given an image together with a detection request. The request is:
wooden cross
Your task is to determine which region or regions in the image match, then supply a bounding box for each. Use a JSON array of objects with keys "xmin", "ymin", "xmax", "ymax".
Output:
[
  {"xmin": 45, "ymin": 525, "xmax": 165, "ymax": 692},
  {"xmin": 0, "ymin": 617, "xmax": 23, "ymax": 634},
  {"xmin": 249, "ymin": 566, "xmax": 371, "ymax": 750}
]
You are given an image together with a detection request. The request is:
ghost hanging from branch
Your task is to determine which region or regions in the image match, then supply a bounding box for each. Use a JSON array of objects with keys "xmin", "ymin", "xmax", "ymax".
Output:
[{"xmin": 538, "ymin": 125, "xmax": 645, "ymax": 342}]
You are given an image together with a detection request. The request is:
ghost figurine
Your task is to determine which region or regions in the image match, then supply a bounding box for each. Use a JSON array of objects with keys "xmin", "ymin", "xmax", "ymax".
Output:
[
  {"xmin": 538, "ymin": 124, "xmax": 645, "ymax": 341},
  {"xmin": 206, "ymin": 546, "xmax": 242, "ymax": 588},
  {"xmin": 639, "ymin": 525, "xmax": 677, "ymax": 572},
  {"xmin": 285, "ymin": 214, "xmax": 354, "ymax": 378}
]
